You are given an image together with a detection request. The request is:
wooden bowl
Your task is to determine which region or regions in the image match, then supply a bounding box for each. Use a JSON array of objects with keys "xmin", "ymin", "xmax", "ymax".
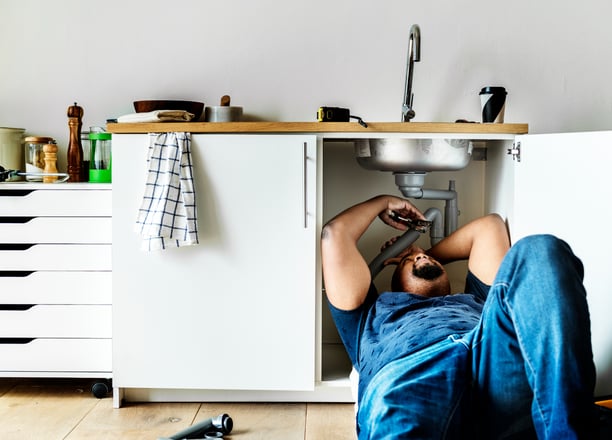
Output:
[{"xmin": 133, "ymin": 100, "xmax": 205, "ymax": 121}]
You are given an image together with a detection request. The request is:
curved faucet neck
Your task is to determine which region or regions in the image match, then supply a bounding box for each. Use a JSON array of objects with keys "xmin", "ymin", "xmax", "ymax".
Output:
[
  {"xmin": 402, "ymin": 24, "xmax": 421, "ymax": 122},
  {"xmin": 410, "ymin": 24, "xmax": 421, "ymax": 62}
]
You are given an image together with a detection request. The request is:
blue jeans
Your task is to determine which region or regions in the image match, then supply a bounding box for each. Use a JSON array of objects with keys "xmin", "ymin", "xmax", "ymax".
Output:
[{"xmin": 357, "ymin": 235, "xmax": 597, "ymax": 439}]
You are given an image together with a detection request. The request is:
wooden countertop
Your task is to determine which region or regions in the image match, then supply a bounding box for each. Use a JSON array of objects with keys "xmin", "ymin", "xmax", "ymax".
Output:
[{"xmin": 107, "ymin": 121, "xmax": 528, "ymax": 135}]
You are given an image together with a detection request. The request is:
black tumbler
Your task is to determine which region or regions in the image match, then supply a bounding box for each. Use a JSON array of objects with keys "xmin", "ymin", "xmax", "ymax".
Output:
[{"xmin": 480, "ymin": 86, "xmax": 507, "ymax": 123}]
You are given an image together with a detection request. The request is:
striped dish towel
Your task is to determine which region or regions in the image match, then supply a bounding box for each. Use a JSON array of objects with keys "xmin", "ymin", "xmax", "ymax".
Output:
[{"xmin": 135, "ymin": 132, "xmax": 199, "ymax": 251}]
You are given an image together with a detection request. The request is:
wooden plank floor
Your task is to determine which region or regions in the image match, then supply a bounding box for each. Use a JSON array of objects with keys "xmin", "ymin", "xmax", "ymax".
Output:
[{"xmin": 0, "ymin": 379, "xmax": 356, "ymax": 439}]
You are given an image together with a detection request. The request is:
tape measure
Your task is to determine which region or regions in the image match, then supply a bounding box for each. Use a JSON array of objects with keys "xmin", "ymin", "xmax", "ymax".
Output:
[
  {"xmin": 317, "ymin": 107, "xmax": 368, "ymax": 127},
  {"xmin": 317, "ymin": 107, "xmax": 350, "ymax": 122}
]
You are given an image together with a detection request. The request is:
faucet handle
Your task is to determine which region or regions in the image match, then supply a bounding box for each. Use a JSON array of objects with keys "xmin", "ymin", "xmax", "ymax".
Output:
[
  {"xmin": 402, "ymin": 109, "xmax": 416, "ymax": 122},
  {"xmin": 402, "ymin": 95, "xmax": 416, "ymax": 121}
]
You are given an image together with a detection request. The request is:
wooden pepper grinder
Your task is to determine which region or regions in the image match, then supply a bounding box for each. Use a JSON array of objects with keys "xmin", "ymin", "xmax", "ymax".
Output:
[
  {"xmin": 42, "ymin": 141, "xmax": 59, "ymax": 183},
  {"xmin": 67, "ymin": 102, "xmax": 84, "ymax": 182}
]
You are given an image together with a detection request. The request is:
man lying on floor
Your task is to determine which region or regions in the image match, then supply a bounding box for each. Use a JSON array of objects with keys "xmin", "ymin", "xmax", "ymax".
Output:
[{"xmin": 321, "ymin": 194, "xmax": 600, "ymax": 439}]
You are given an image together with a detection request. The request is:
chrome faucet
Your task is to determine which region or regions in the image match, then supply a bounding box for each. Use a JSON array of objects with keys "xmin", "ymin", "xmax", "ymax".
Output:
[{"xmin": 402, "ymin": 24, "xmax": 421, "ymax": 122}]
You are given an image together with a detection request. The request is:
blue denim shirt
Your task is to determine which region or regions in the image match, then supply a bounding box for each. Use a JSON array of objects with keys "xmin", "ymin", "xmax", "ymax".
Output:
[{"xmin": 328, "ymin": 271, "xmax": 490, "ymax": 395}]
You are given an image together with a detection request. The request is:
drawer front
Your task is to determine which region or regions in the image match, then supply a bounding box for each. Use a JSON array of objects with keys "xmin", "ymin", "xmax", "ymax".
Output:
[
  {"xmin": 0, "ymin": 338, "xmax": 111, "ymax": 372},
  {"xmin": 0, "ymin": 244, "xmax": 111, "ymax": 270},
  {"xmin": 0, "ymin": 271, "xmax": 111, "ymax": 304},
  {"xmin": 0, "ymin": 217, "xmax": 112, "ymax": 243},
  {"xmin": 0, "ymin": 305, "xmax": 111, "ymax": 338},
  {"xmin": 0, "ymin": 189, "xmax": 111, "ymax": 216}
]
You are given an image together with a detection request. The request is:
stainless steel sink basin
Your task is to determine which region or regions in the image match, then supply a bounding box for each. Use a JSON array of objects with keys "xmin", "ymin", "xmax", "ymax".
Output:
[{"xmin": 354, "ymin": 138, "xmax": 472, "ymax": 173}]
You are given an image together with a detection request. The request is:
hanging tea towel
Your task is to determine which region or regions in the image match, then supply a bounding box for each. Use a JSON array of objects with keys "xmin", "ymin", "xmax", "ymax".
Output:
[{"xmin": 135, "ymin": 132, "xmax": 199, "ymax": 251}]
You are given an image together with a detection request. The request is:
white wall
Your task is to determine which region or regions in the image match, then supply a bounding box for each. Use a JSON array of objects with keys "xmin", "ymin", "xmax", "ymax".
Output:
[{"xmin": 2, "ymin": 0, "xmax": 612, "ymax": 167}]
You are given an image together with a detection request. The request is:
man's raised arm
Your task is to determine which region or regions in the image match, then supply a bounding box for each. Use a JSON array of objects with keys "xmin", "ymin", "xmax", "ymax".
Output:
[
  {"xmin": 426, "ymin": 214, "xmax": 510, "ymax": 285},
  {"xmin": 321, "ymin": 195, "xmax": 425, "ymax": 310}
]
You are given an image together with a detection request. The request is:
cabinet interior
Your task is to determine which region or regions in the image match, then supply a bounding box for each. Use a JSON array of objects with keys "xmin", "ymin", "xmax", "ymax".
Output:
[{"xmin": 320, "ymin": 140, "xmax": 487, "ymax": 384}]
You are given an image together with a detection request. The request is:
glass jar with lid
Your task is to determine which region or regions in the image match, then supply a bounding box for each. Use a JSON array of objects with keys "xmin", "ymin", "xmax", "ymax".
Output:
[
  {"xmin": 24, "ymin": 136, "xmax": 54, "ymax": 181},
  {"xmin": 0, "ymin": 127, "xmax": 25, "ymax": 181}
]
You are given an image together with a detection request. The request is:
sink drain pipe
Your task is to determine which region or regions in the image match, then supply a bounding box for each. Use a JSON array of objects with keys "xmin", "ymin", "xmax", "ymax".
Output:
[{"xmin": 394, "ymin": 172, "xmax": 458, "ymax": 237}]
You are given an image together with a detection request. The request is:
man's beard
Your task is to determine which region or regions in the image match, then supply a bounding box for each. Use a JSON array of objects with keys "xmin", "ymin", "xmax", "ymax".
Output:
[{"xmin": 412, "ymin": 262, "xmax": 444, "ymax": 280}]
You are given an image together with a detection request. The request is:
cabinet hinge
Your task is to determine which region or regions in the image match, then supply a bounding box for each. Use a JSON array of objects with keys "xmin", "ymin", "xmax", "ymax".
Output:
[{"xmin": 507, "ymin": 142, "xmax": 521, "ymax": 162}]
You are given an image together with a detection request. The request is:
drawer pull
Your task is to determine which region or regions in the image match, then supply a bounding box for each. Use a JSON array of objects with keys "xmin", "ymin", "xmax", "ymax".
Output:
[
  {"xmin": 0, "ymin": 217, "xmax": 35, "ymax": 224},
  {"xmin": 0, "ymin": 190, "xmax": 34, "ymax": 197},
  {"xmin": 0, "ymin": 304, "xmax": 35, "ymax": 311},
  {"xmin": 0, "ymin": 338, "xmax": 35, "ymax": 344},
  {"xmin": 0, "ymin": 244, "xmax": 35, "ymax": 251},
  {"xmin": 0, "ymin": 271, "xmax": 35, "ymax": 277}
]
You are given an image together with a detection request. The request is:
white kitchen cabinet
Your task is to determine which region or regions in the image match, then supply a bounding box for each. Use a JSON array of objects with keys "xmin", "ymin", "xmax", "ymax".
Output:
[
  {"xmin": 0, "ymin": 184, "xmax": 112, "ymax": 389},
  {"xmin": 110, "ymin": 129, "xmax": 524, "ymax": 405},
  {"xmin": 112, "ymin": 134, "xmax": 319, "ymax": 405},
  {"xmin": 111, "ymin": 126, "xmax": 611, "ymax": 404},
  {"xmin": 486, "ymin": 131, "xmax": 612, "ymax": 397}
]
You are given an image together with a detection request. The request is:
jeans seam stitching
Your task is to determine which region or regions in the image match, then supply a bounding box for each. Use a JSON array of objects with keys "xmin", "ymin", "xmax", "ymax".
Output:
[{"xmin": 503, "ymin": 293, "xmax": 549, "ymax": 435}]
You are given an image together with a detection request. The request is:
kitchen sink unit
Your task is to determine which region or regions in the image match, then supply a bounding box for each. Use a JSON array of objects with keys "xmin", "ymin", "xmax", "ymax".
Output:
[
  {"xmin": 354, "ymin": 137, "xmax": 473, "ymax": 173},
  {"xmin": 108, "ymin": 121, "xmax": 612, "ymax": 407}
]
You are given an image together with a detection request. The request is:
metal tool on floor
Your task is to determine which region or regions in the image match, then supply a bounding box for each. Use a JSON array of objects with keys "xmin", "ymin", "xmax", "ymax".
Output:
[{"xmin": 158, "ymin": 413, "xmax": 233, "ymax": 440}]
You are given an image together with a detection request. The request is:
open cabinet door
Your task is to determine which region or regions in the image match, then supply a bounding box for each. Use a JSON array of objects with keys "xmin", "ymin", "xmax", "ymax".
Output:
[{"xmin": 511, "ymin": 131, "xmax": 612, "ymax": 397}]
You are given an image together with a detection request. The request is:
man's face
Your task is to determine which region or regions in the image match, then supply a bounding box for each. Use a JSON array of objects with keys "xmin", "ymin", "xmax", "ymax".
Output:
[
  {"xmin": 411, "ymin": 257, "xmax": 445, "ymax": 280},
  {"xmin": 393, "ymin": 247, "xmax": 450, "ymax": 297}
]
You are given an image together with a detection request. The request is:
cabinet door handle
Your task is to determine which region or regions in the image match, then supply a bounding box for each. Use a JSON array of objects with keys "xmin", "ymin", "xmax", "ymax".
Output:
[{"xmin": 303, "ymin": 142, "xmax": 308, "ymax": 229}]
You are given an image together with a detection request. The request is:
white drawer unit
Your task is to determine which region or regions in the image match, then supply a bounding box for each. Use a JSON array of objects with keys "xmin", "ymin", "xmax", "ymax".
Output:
[{"xmin": 0, "ymin": 183, "xmax": 112, "ymax": 397}]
